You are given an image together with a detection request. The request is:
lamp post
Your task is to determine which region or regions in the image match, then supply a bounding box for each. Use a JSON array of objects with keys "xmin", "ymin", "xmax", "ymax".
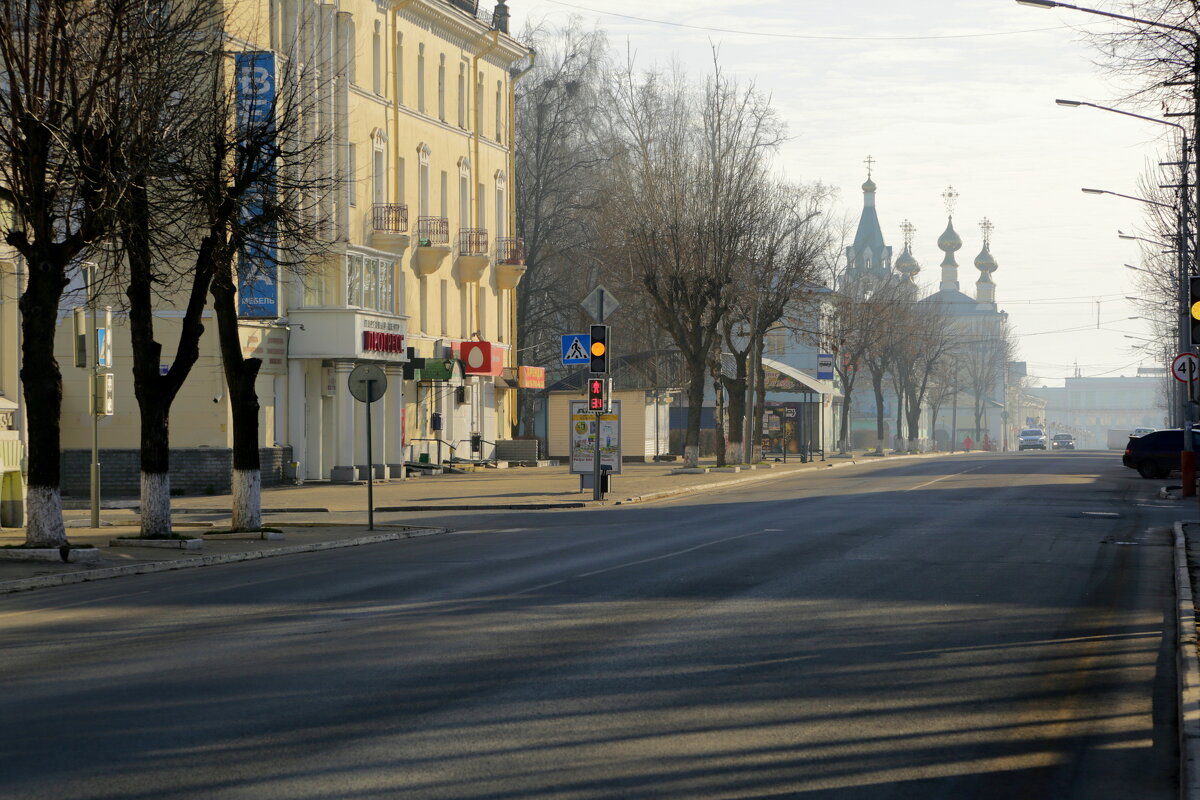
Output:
[
  {"xmin": 1061, "ymin": 98, "xmax": 1194, "ymax": 488},
  {"xmin": 1020, "ymin": 0, "xmax": 1200, "ymax": 492}
]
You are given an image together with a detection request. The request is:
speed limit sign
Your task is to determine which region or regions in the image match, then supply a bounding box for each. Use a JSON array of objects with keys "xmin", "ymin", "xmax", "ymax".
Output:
[{"xmin": 1172, "ymin": 352, "xmax": 1199, "ymax": 382}]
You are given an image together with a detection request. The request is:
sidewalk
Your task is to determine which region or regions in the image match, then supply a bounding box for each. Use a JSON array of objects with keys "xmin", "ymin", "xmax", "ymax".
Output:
[{"xmin": 0, "ymin": 450, "xmax": 949, "ymax": 592}]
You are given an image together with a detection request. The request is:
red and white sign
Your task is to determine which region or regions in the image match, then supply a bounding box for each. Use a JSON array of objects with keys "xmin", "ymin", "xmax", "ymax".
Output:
[
  {"xmin": 1173, "ymin": 353, "xmax": 1199, "ymax": 383},
  {"xmin": 460, "ymin": 341, "xmax": 503, "ymax": 376},
  {"xmin": 362, "ymin": 331, "xmax": 404, "ymax": 354}
]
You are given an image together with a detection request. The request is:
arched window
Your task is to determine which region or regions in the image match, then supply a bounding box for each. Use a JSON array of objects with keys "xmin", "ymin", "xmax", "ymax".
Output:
[{"xmin": 457, "ymin": 63, "xmax": 466, "ymax": 128}]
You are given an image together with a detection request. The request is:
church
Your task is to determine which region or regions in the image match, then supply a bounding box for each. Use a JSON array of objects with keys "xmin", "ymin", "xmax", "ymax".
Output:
[{"xmin": 839, "ymin": 166, "xmax": 1027, "ymax": 451}]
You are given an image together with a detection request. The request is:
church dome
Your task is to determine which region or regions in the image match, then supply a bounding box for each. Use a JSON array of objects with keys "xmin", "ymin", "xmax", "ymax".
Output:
[
  {"xmin": 974, "ymin": 245, "xmax": 997, "ymax": 273},
  {"xmin": 895, "ymin": 247, "xmax": 919, "ymax": 276},
  {"xmin": 937, "ymin": 218, "xmax": 962, "ymax": 253},
  {"xmin": 862, "ymin": 177, "xmax": 877, "ymax": 193}
]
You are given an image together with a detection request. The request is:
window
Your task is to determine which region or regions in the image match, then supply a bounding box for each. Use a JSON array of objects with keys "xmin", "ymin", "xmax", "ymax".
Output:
[
  {"xmin": 346, "ymin": 254, "xmax": 396, "ymax": 312},
  {"xmin": 475, "ymin": 73, "xmax": 484, "ymax": 130},
  {"xmin": 478, "ymin": 285, "xmax": 487, "ymax": 339},
  {"xmin": 437, "ymin": 56, "xmax": 446, "ymax": 121},
  {"xmin": 396, "ymin": 157, "xmax": 406, "ymax": 207},
  {"xmin": 304, "ymin": 256, "xmax": 333, "ymax": 306},
  {"xmin": 417, "ymin": 45, "xmax": 425, "ymax": 112},
  {"xmin": 440, "ymin": 171, "xmax": 448, "ymax": 218},
  {"xmin": 497, "ymin": 291, "xmax": 505, "ymax": 342},
  {"xmin": 457, "ymin": 64, "xmax": 466, "ymax": 128},
  {"xmin": 419, "ymin": 276, "xmax": 428, "ymax": 333},
  {"xmin": 440, "ymin": 279, "xmax": 449, "ymax": 336},
  {"xmin": 495, "ymin": 184, "xmax": 504, "ymax": 237},
  {"xmin": 344, "ymin": 17, "xmax": 356, "ymax": 85},
  {"xmin": 373, "ymin": 147, "xmax": 385, "ymax": 205},
  {"xmin": 372, "ymin": 22, "xmax": 381, "ymax": 94},
  {"xmin": 495, "ymin": 81, "xmax": 502, "ymax": 141},
  {"xmin": 347, "ymin": 255, "xmax": 363, "ymax": 306},
  {"xmin": 477, "ymin": 182, "xmax": 485, "ymax": 229},
  {"xmin": 346, "ymin": 143, "xmax": 356, "ymax": 206},
  {"xmin": 459, "ymin": 175, "xmax": 469, "ymax": 228},
  {"xmin": 396, "ymin": 33, "xmax": 404, "ymax": 105}
]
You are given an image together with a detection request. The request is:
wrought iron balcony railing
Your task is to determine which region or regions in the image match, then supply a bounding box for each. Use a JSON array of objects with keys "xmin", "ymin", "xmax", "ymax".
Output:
[
  {"xmin": 417, "ymin": 216, "xmax": 449, "ymax": 245},
  {"xmin": 495, "ymin": 237, "xmax": 524, "ymax": 264},
  {"xmin": 459, "ymin": 228, "xmax": 489, "ymax": 257},
  {"xmin": 372, "ymin": 203, "xmax": 409, "ymax": 234}
]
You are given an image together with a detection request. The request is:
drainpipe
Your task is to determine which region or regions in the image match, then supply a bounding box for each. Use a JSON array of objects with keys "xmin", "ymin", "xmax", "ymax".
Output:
[{"xmin": 507, "ymin": 50, "xmax": 535, "ymax": 432}]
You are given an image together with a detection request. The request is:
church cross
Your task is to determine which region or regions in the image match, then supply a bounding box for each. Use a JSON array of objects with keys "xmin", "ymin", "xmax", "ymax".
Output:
[
  {"xmin": 899, "ymin": 219, "xmax": 915, "ymax": 250},
  {"xmin": 979, "ymin": 217, "xmax": 994, "ymax": 248},
  {"xmin": 864, "ymin": 154, "xmax": 876, "ymax": 179},
  {"xmin": 942, "ymin": 185, "xmax": 959, "ymax": 216}
]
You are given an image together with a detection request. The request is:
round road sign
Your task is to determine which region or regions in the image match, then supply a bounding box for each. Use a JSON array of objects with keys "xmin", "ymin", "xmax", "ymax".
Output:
[
  {"xmin": 348, "ymin": 363, "xmax": 388, "ymax": 402},
  {"xmin": 1172, "ymin": 353, "xmax": 1199, "ymax": 383}
]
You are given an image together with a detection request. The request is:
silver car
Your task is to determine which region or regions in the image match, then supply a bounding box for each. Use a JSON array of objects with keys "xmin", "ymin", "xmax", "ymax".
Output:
[{"xmin": 1018, "ymin": 428, "xmax": 1047, "ymax": 450}]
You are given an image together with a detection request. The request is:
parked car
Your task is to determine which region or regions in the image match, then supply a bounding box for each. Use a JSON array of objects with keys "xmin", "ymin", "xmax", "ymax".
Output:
[
  {"xmin": 1018, "ymin": 428, "xmax": 1047, "ymax": 450},
  {"xmin": 1133, "ymin": 427, "xmax": 1156, "ymax": 437},
  {"xmin": 1123, "ymin": 429, "xmax": 1200, "ymax": 478},
  {"xmin": 1051, "ymin": 433, "xmax": 1075, "ymax": 450}
]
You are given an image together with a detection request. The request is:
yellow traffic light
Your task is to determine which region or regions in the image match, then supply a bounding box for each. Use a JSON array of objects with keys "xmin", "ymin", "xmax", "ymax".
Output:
[
  {"xmin": 590, "ymin": 341, "xmax": 606, "ymax": 356},
  {"xmin": 1192, "ymin": 300, "xmax": 1200, "ymax": 321}
]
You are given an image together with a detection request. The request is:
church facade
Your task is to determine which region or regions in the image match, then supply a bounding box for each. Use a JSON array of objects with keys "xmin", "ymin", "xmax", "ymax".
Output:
[{"xmin": 838, "ymin": 172, "xmax": 1029, "ymax": 451}]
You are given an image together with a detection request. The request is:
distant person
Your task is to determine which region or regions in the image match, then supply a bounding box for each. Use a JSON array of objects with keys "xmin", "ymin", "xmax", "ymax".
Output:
[{"xmin": 963, "ymin": 435, "xmax": 973, "ymax": 452}]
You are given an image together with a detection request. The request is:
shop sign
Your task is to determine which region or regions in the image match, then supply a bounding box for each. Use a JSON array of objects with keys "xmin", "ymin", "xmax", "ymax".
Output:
[
  {"xmin": 518, "ymin": 366, "xmax": 545, "ymax": 389},
  {"xmin": 362, "ymin": 330, "xmax": 404, "ymax": 354},
  {"xmin": 417, "ymin": 359, "xmax": 454, "ymax": 381},
  {"xmin": 460, "ymin": 341, "xmax": 503, "ymax": 376}
]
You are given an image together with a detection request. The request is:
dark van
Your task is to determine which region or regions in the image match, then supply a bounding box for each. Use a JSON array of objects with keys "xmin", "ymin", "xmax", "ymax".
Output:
[{"xmin": 1123, "ymin": 429, "xmax": 1200, "ymax": 478}]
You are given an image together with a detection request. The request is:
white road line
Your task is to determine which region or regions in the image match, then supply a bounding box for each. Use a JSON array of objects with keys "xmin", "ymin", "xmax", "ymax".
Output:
[{"xmin": 905, "ymin": 465, "xmax": 984, "ymax": 492}]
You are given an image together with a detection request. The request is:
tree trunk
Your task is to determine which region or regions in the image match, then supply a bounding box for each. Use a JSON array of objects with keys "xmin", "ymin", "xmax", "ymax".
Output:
[
  {"xmin": 752, "ymin": 340, "xmax": 766, "ymax": 463},
  {"xmin": 712, "ymin": 374, "xmax": 727, "ymax": 467},
  {"xmin": 683, "ymin": 357, "xmax": 706, "ymax": 468},
  {"xmin": 871, "ymin": 370, "xmax": 887, "ymax": 455},
  {"xmin": 837, "ymin": 374, "xmax": 855, "ymax": 455},
  {"xmin": 18, "ymin": 266, "xmax": 68, "ymax": 547},
  {"xmin": 212, "ymin": 276, "xmax": 263, "ymax": 531}
]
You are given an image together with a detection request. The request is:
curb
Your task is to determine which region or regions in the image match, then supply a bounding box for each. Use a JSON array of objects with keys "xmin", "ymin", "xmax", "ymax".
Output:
[
  {"xmin": 1175, "ymin": 521, "xmax": 1200, "ymax": 800},
  {"xmin": 376, "ymin": 502, "xmax": 587, "ymax": 512},
  {"xmin": 0, "ymin": 526, "xmax": 446, "ymax": 595}
]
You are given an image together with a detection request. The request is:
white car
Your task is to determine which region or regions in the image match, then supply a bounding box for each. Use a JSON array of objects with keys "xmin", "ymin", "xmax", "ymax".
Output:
[{"xmin": 1018, "ymin": 428, "xmax": 1047, "ymax": 450}]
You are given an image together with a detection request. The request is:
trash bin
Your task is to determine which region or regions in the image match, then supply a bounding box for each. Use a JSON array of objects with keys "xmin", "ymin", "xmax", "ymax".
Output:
[{"xmin": 0, "ymin": 468, "xmax": 25, "ymax": 528}]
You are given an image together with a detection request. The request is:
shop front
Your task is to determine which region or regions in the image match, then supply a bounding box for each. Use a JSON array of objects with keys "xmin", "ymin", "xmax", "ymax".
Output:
[{"xmin": 286, "ymin": 309, "xmax": 409, "ymax": 481}]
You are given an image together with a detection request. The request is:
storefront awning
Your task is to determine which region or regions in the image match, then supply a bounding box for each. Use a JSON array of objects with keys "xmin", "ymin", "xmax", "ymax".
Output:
[{"xmin": 761, "ymin": 357, "xmax": 835, "ymax": 396}]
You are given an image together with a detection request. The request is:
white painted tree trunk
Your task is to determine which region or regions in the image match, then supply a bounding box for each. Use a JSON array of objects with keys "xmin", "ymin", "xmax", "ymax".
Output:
[
  {"xmin": 908, "ymin": 437, "xmax": 919, "ymax": 453},
  {"xmin": 231, "ymin": 469, "xmax": 261, "ymax": 531},
  {"xmin": 25, "ymin": 485, "xmax": 67, "ymax": 547},
  {"xmin": 684, "ymin": 444, "xmax": 699, "ymax": 469},
  {"xmin": 141, "ymin": 472, "xmax": 172, "ymax": 538}
]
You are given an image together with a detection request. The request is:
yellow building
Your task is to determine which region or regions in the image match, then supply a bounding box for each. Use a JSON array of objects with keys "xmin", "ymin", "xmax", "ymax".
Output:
[
  {"xmin": 0, "ymin": 247, "xmax": 24, "ymax": 521},
  {"xmin": 41, "ymin": 0, "xmax": 532, "ymax": 492}
]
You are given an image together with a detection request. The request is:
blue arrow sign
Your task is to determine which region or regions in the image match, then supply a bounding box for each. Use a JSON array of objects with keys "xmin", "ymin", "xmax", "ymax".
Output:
[{"xmin": 562, "ymin": 334, "xmax": 591, "ymax": 365}]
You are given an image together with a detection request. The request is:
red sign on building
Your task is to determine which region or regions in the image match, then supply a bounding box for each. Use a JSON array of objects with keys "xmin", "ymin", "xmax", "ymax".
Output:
[
  {"xmin": 460, "ymin": 341, "xmax": 503, "ymax": 376},
  {"xmin": 362, "ymin": 331, "xmax": 405, "ymax": 354}
]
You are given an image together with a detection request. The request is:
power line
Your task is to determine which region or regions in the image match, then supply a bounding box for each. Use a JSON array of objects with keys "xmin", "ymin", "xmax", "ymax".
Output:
[{"xmin": 538, "ymin": 0, "xmax": 1099, "ymax": 41}]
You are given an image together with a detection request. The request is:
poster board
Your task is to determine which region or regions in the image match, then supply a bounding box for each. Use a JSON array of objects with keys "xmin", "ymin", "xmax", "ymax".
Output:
[{"xmin": 569, "ymin": 399, "xmax": 622, "ymax": 474}]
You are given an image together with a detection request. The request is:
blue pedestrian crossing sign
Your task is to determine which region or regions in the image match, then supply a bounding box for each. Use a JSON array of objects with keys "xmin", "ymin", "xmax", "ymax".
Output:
[{"xmin": 561, "ymin": 334, "xmax": 591, "ymax": 365}]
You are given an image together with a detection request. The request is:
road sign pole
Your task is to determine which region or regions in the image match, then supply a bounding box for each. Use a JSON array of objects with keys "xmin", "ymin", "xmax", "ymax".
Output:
[{"xmin": 366, "ymin": 379, "xmax": 375, "ymax": 530}]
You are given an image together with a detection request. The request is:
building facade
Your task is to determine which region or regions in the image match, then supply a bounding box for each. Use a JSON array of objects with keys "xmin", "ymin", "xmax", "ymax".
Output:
[{"xmin": 28, "ymin": 0, "xmax": 533, "ymax": 493}]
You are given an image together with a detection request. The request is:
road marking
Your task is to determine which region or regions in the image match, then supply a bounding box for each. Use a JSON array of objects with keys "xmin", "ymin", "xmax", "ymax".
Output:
[
  {"xmin": 905, "ymin": 465, "xmax": 984, "ymax": 492},
  {"xmin": 517, "ymin": 529, "xmax": 772, "ymax": 595}
]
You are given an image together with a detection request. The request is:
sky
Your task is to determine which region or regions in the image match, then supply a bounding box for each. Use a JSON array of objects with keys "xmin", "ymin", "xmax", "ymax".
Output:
[{"xmin": 509, "ymin": 0, "xmax": 1180, "ymax": 388}]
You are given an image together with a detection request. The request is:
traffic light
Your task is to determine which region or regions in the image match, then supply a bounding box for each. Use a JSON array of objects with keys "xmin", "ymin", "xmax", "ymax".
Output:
[
  {"xmin": 587, "ymin": 377, "xmax": 606, "ymax": 412},
  {"xmin": 589, "ymin": 324, "xmax": 609, "ymax": 374},
  {"xmin": 1191, "ymin": 276, "xmax": 1200, "ymax": 348}
]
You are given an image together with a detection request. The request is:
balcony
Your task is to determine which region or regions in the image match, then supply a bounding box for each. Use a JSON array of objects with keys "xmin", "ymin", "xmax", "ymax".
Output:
[
  {"xmin": 495, "ymin": 237, "xmax": 526, "ymax": 290},
  {"xmin": 414, "ymin": 216, "xmax": 451, "ymax": 277},
  {"xmin": 456, "ymin": 228, "xmax": 490, "ymax": 283},
  {"xmin": 371, "ymin": 204, "xmax": 409, "ymax": 253}
]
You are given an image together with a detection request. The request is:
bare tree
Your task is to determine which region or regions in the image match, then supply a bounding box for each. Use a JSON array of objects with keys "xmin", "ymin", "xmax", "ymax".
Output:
[
  {"xmin": 720, "ymin": 182, "xmax": 831, "ymax": 463},
  {"xmin": 959, "ymin": 319, "xmax": 1016, "ymax": 443},
  {"xmin": 892, "ymin": 299, "xmax": 957, "ymax": 452},
  {"xmin": 605, "ymin": 55, "xmax": 783, "ymax": 467},
  {"xmin": 513, "ymin": 19, "xmax": 611, "ymax": 435},
  {"xmin": 0, "ymin": 0, "xmax": 176, "ymax": 545}
]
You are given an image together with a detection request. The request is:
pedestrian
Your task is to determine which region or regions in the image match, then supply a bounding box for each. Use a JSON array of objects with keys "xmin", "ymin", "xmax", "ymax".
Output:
[{"xmin": 963, "ymin": 435, "xmax": 973, "ymax": 452}]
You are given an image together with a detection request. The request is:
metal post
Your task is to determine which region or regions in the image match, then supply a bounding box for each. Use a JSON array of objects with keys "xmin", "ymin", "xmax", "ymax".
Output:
[
  {"xmin": 1180, "ymin": 132, "xmax": 1195, "ymax": 495},
  {"xmin": 592, "ymin": 412, "xmax": 602, "ymax": 501},
  {"xmin": 88, "ymin": 265, "xmax": 100, "ymax": 529},
  {"xmin": 366, "ymin": 379, "xmax": 374, "ymax": 531},
  {"xmin": 951, "ymin": 361, "xmax": 959, "ymax": 453}
]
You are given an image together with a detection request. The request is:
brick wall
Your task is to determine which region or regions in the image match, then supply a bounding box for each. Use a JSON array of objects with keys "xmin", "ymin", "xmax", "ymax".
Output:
[{"xmin": 61, "ymin": 446, "xmax": 293, "ymax": 497}]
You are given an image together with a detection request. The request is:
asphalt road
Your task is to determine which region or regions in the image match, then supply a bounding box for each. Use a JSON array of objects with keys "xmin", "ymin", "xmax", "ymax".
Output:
[{"xmin": 0, "ymin": 452, "xmax": 1180, "ymax": 799}]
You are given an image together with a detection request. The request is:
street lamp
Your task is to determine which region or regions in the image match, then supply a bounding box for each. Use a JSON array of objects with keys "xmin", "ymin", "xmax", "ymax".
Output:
[{"xmin": 1082, "ymin": 187, "xmax": 1175, "ymax": 210}]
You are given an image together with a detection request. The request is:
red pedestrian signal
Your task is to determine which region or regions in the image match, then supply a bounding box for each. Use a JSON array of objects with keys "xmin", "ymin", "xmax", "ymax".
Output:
[{"xmin": 588, "ymin": 378, "xmax": 605, "ymax": 411}]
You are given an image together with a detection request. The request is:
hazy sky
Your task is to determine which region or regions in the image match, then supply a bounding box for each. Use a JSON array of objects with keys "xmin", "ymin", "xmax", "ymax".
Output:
[{"xmin": 510, "ymin": 0, "xmax": 1178, "ymax": 387}]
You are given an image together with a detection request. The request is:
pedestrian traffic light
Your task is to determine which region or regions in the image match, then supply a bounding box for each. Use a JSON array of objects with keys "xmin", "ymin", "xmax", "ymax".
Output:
[
  {"xmin": 1191, "ymin": 275, "xmax": 1200, "ymax": 348},
  {"xmin": 587, "ymin": 377, "xmax": 606, "ymax": 412},
  {"xmin": 589, "ymin": 324, "xmax": 609, "ymax": 373}
]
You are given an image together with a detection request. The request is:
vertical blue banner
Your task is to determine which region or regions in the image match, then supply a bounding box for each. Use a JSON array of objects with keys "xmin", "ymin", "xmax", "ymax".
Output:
[{"xmin": 235, "ymin": 52, "xmax": 278, "ymax": 318}]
